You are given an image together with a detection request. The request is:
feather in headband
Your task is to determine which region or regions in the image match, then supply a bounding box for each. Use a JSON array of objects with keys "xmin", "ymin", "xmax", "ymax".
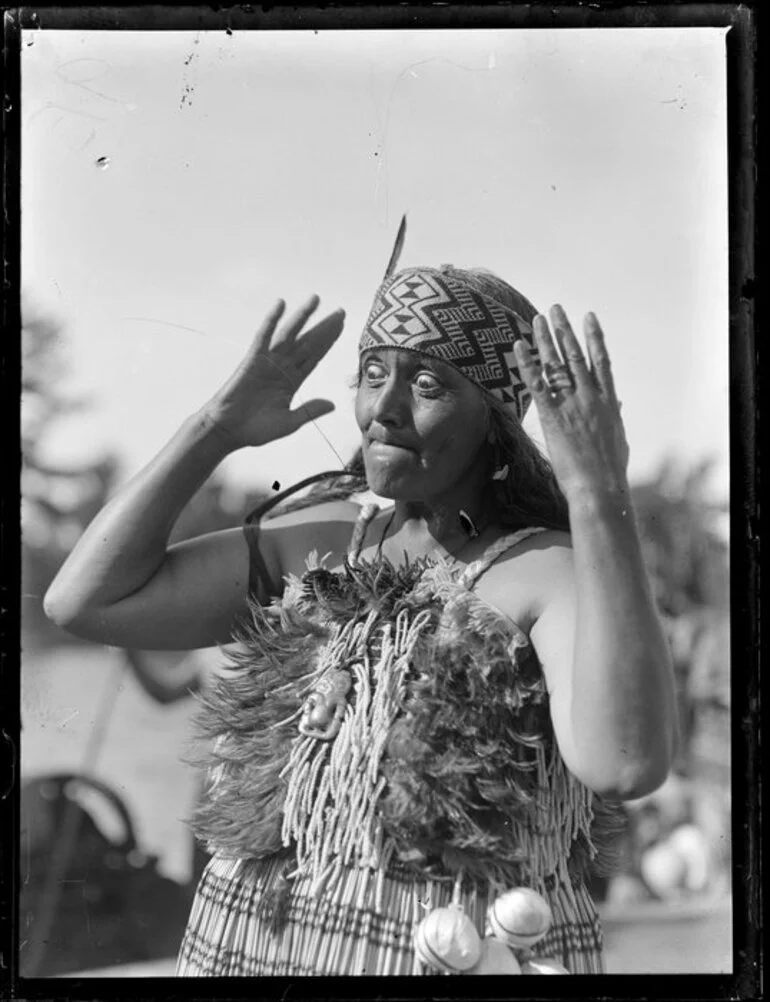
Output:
[{"xmin": 360, "ymin": 216, "xmax": 539, "ymax": 420}]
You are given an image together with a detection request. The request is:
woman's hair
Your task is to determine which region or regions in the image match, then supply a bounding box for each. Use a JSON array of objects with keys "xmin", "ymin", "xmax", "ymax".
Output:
[
  {"xmin": 483, "ymin": 396, "xmax": 570, "ymax": 533},
  {"xmin": 262, "ymin": 396, "xmax": 569, "ymax": 534}
]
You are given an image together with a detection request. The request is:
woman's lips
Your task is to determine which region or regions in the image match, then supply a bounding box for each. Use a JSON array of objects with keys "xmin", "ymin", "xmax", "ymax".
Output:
[{"xmin": 368, "ymin": 440, "xmax": 416, "ymax": 456}]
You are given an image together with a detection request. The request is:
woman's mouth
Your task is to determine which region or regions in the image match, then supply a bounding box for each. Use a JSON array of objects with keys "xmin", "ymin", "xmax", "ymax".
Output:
[{"xmin": 368, "ymin": 439, "xmax": 415, "ymax": 456}]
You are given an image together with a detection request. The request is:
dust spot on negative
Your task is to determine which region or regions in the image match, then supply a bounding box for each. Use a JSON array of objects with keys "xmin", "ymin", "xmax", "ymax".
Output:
[
  {"xmin": 272, "ymin": 481, "xmax": 281, "ymax": 491},
  {"xmin": 95, "ymin": 156, "xmax": 110, "ymax": 170}
]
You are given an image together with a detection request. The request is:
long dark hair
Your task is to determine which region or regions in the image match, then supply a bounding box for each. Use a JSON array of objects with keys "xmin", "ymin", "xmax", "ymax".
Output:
[
  {"xmin": 484, "ymin": 396, "xmax": 570, "ymax": 533},
  {"xmin": 253, "ymin": 398, "xmax": 569, "ymax": 534}
]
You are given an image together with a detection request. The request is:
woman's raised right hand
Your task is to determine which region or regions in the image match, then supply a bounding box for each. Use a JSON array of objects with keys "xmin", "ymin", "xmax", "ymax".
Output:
[{"xmin": 200, "ymin": 296, "xmax": 345, "ymax": 450}]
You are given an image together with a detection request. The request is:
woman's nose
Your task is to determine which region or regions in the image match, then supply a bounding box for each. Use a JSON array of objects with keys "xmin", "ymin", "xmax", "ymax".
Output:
[{"xmin": 370, "ymin": 375, "xmax": 409, "ymax": 426}]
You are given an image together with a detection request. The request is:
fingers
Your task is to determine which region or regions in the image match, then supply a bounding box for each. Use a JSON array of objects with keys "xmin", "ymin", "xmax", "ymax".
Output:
[
  {"xmin": 513, "ymin": 337, "xmax": 556, "ymax": 411},
  {"xmin": 531, "ymin": 314, "xmax": 562, "ymax": 369},
  {"xmin": 527, "ymin": 306, "xmax": 601, "ymax": 398},
  {"xmin": 286, "ymin": 398, "xmax": 336, "ymax": 433},
  {"xmin": 519, "ymin": 309, "xmax": 580, "ymax": 410},
  {"xmin": 249, "ymin": 299, "xmax": 287, "ymax": 356},
  {"xmin": 272, "ymin": 294, "xmax": 321, "ymax": 349},
  {"xmin": 549, "ymin": 304, "xmax": 590, "ymax": 383},
  {"xmin": 584, "ymin": 312, "xmax": 619, "ymax": 405},
  {"xmin": 294, "ymin": 308, "xmax": 346, "ymax": 377},
  {"xmin": 248, "ymin": 296, "xmax": 344, "ymax": 376}
]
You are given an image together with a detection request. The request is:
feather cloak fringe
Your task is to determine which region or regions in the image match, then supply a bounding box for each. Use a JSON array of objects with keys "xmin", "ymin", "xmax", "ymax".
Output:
[{"xmin": 188, "ymin": 550, "xmax": 626, "ymax": 892}]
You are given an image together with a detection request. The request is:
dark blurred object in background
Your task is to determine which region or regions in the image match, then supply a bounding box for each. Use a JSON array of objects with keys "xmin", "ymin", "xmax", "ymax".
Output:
[{"xmin": 19, "ymin": 773, "xmax": 194, "ymax": 977}]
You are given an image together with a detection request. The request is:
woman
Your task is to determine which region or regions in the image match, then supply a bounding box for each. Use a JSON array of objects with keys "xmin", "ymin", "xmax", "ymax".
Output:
[{"xmin": 44, "ymin": 253, "xmax": 678, "ymax": 976}]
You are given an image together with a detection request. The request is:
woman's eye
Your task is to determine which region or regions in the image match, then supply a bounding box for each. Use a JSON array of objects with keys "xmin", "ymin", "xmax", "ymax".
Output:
[
  {"xmin": 362, "ymin": 362, "xmax": 386, "ymax": 383},
  {"xmin": 415, "ymin": 372, "xmax": 441, "ymax": 394}
]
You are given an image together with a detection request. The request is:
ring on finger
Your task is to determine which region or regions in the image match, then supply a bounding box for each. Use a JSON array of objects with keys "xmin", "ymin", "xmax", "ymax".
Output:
[{"xmin": 543, "ymin": 361, "xmax": 575, "ymax": 393}]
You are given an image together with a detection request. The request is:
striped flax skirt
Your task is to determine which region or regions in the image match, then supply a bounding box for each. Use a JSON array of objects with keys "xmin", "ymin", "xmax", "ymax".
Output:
[{"xmin": 176, "ymin": 854, "xmax": 605, "ymax": 976}]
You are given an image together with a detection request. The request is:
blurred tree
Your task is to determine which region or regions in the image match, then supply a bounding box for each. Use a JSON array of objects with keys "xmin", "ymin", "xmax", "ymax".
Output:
[
  {"xmin": 631, "ymin": 457, "xmax": 729, "ymax": 778},
  {"xmin": 21, "ymin": 303, "xmax": 120, "ymax": 651},
  {"xmin": 631, "ymin": 458, "xmax": 729, "ymax": 617}
]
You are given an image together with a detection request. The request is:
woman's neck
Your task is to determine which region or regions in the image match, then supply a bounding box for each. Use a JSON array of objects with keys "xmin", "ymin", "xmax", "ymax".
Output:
[{"xmin": 385, "ymin": 475, "xmax": 491, "ymax": 555}]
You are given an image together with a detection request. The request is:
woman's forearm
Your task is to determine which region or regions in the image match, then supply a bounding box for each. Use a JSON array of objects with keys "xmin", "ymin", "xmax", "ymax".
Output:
[
  {"xmin": 567, "ymin": 485, "xmax": 678, "ymax": 797},
  {"xmin": 44, "ymin": 411, "xmax": 234, "ymax": 625}
]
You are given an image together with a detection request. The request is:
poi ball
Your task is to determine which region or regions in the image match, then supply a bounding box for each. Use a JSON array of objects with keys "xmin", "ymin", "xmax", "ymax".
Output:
[
  {"xmin": 667, "ymin": 823, "xmax": 710, "ymax": 892},
  {"xmin": 640, "ymin": 841, "xmax": 688, "ymax": 898},
  {"xmin": 521, "ymin": 957, "xmax": 570, "ymax": 975},
  {"xmin": 487, "ymin": 887, "xmax": 552, "ymax": 949},
  {"xmin": 465, "ymin": 936, "xmax": 522, "ymax": 975},
  {"xmin": 606, "ymin": 873, "xmax": 651, "ymax": 907},
  {"xmin": 414, "ymin": 903, "xmax": 482, "ymax": 973}
]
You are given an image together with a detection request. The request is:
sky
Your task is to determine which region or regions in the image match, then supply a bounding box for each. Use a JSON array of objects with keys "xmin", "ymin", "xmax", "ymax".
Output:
[{"xmin": 22, "ymin": 27, "xmax": 730, "ymax": 501}]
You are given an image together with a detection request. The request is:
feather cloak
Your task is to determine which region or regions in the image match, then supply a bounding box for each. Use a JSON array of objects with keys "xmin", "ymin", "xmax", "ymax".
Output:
[{"xmin": 189, "ymin": 550, "xmax": 624, "ymax": 892}]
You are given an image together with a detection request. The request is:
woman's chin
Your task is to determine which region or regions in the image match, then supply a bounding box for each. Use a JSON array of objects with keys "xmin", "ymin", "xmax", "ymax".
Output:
[
  {"xmin": 364, "ymin": 465, "xmax": 418, "ymax": 501},
  {"xmin": 365, "ymin": 475, "xmax": 401, "ymax": 500}
]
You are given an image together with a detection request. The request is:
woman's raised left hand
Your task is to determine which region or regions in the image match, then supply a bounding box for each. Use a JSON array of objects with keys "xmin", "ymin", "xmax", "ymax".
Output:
[{"xmin": 513, "ymin": 305, "xmax": 630, "ymax": 503}]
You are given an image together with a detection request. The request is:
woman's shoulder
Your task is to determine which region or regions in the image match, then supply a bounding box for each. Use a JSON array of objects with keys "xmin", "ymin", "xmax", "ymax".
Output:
[
  {"xmin": 489, "ymin": 525, "xmax": 572, "ymax": 564},
  {"xmin": 513, "ymin": 525, "xmax": 570, "ymax": 548},
  {"xmin": 473, "ymin": 526, "xmax": 574, "ymax": 635}
]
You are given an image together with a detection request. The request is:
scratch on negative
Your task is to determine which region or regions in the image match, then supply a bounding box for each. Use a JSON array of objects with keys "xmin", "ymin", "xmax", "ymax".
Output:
[{"xmin": 122, "ymin": 317, "xmax": 220, "ymax": 339}]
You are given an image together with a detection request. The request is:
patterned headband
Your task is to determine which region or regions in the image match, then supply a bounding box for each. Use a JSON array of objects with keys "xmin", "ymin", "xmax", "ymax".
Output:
[{"xmin": 359, "ymin": 218, "xmax": 539, "ymax": 420}]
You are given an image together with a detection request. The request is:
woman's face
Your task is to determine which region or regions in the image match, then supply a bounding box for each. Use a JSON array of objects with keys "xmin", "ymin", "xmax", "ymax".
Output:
[{"xmin": 354, "ymin": 348, "xmax": 489, "ymax": 501}]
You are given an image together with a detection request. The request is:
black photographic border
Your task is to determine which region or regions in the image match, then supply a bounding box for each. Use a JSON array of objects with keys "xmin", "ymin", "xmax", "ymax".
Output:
[{"xmin": 1, "ymin": 4, "xmax": 759, "ymax": 1000}]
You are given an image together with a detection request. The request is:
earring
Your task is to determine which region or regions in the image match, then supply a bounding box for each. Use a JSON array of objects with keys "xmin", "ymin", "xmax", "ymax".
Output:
[
  {"xmin": 487, "ymin": 426, "xmax": 508, "ymax": 482},
  {"xmin": 459, "ymin": 510, "xmax": 480, "ymax": 538}
]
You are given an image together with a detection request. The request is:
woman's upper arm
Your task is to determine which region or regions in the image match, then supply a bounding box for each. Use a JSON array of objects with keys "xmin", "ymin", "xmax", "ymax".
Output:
[
  {"xmin": 64, "ymin": 527, "xmax": 253, "ymax": 650},
  {"xmin": 62, "ymin": 500, "xmax": 360, "ymax": 651},
  {"xmin": 523, "ymin": 545, "xmax": 582, "ymax": 776}
]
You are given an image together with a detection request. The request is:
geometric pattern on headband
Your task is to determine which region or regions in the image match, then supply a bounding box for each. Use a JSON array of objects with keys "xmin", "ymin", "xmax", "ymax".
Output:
[{"xmin": 359, "ymin": 267, "xmax": 537, "ymax": 419}]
